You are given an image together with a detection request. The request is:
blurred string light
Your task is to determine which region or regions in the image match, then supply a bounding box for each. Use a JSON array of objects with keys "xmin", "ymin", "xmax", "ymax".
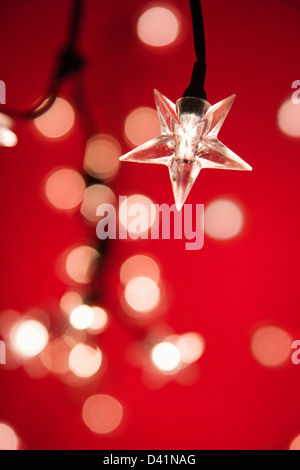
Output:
[
  {"xmin": 69, "ymin": 343, "xmax": 102, "ymax": 378},
  {"xmin": 41, "ymin": 337, "xmax": 73, "ymax": 376},
  {"xmin": 124, "ymin": 276, "xmax": 160, "ymax": 315},
  {"xmin": 87, "ymin": 307, "xmax": 108, "ymax": 334},
  {"xmin": 0, "ymin": 113, "xmax": 17, "ymax": 147},
  {"xmin": 151, "ymin": 342, "xmax": 181, "ymax": 373},
  {"xmin": 120, "ymin": 254, "xmax": 160, "ymax": 285},
  {"xmin": 0, "ymin": 0, "xmax": 127, "ymax": 445},
  {"xmin": 204, "ymin": 198, "xmax": 245, "ymax": 240},
  {"xmin": 60, "ymin": 291, "xmax": 83, "ymax": 315},
  {"xmin": 10, "ymin": 319, "xmax": 48, "ymax": 358},
  {"xmin": 124, "ymin": 107, "xmax": 160, "ymax": 147},
  {"xmin": 151, "ymin": 332, "xmax": 205, "ymax": 375},
  {"xmin": 277, "ymin": 99, "xmax": 300, "ymax": 137},
  {"xmin": 80, "ymin": 184, "xmax": 116, "ymax": 223},
  {"xmin": 65, "ymin": 245, "xmax": 100, "ymax": 284},
  {"xmin": 119, "ymin": 194, "xmax": 157, "ymax": 238},
  {"xmin": 82, "ymin": 394, "xmax": 123, "ymax": 434},
  {"xmin": 83, "ymin": 134, "xmax": 121, "ymax": 181},
  {"xmin": 290, "ymin": 435, "xmax": 300, "ymax": 451},
  {"xmin": 0, "ymin": 422, "xmax": 19, "ymax": 450},
  {"xmin": 70, "ymin": 305, "xmax": 95, "ymax": 330},
  {"xmin": 175, "ymin": 332, "xmax": 205, "ymax": 365},
  {"xmin": 34, "ymin": 98, "xmax": 75, "ymax": 139},
  {"xmin": 137, "ymin": 6, "xmax": 180, "ymax": 47},
  {"xmin": 44, "ymin": 168, "xmax": 86, "ymax": 211},
  {"xmin": 251, "ymin": 326, "xmax": 292, "ymax": 368}
]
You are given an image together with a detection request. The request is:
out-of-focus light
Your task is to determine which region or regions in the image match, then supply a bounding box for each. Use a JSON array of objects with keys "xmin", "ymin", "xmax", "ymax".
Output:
[
  {"xmin": 176, "ymin": 333, "xmax": 205, "ymax": 364},
  {"xmin": 251, "ymin": 326, "xmax": 292, "ymax": 368},
  {"xmin": 69, "ymin": 343, "xmax": 102, "ymax": 378},
  {"xmin": 137, "ymin": 7, "xmax": 179, "ymax": 47},
  {"xmin": 70, "ymin": 305, "xmax": 95, "ymax": 330},
  {"xmin": 84, "ymin": 134, "xmax": 121, "ymax": 181},
  {"xmin": 205, "ymin": 198, "xmax": 244, "ymax": 240},
  {"xmin": 0, "ymin": 114, "xmax": 17, "ymax": 147},
  {"xmin": 124, "ymin": 107, "xmax": 160, "ymax": 147},
  {"xmin": 44, "ymin": 168, "xmax": 86, "ymax": 211},
  {"xmin": 82, "ymin": 394, "xmax": 123, "ymax": 434},
  {"xmin": 60, "ymin": 291, "xmax": 83, "ymax": 315},
  {"xmin": 64, "ymin": 328, "xmax": 86, "ymax": 347},
  {"xmin": 80, "ymin": 184, "xmax": 116, "ymax": 223},
  {"xmin": 0, "ymin": 423, "xmax": 19, "ymax": 450},
  {"xmin": 119, "ymin": 194, "xmax": 156, "ymax": 237},
  {"xmin": 65, "ymin": 245, "xmax": 99, "ymax": 284},
  {"xmin": 120, "ymin": 255, "xmax": 160, "ymax": 285},
  {"xmin": 124, "ymin": 276, "xmax": 160, "ymax": 313},
  {"xmin": 151, "ymin": 342, "xmax": 181, "ymax": 373},
  {"xmin": 34, "ymin": 97, "xmax": 75, "ymax": 139},
  {"xmin": 10, "ymin": 320, "xmax": 48, "ymax": 358},
  {"xmin": 87, "ymin": 307, "xmax": 108, "ymax": 334},
  {"xmin": 41, "ymin": 337, "xmax": 72, "ymax": 375},
  {"xmin": 290, "ymin": 435, "xmax": 300, "ymax": 450},
  {"xmin": 277, "ymin": 99, "xmax": 300, "ymax": 137}
]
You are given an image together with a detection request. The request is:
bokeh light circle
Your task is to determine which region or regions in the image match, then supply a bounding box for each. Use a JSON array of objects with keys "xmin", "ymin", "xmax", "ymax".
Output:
[
  {"xmin": 87, "ymin": 307, "xmax": 108, "ymax": 334},
  {"xmin": 34, "ymin": 98, "xmax": 75, "ymax": 138},
  {"xmin": 60, "ymin": 291, "xmax": 83, "ymax": 315},
  {"xmin": 251, "ymin": 326, "xmax": 292, "ymax": 368},
  {"xmin": 124, "ymin": 276, "xmax": 160, "ymax": 313},
  {"xmin": 41, "ymin": 337, "xmax": 72, "ymax": 375},
  {"xmin": 124, "ymin": 107, "xmax": 160, "ymax": 147},
  {"xmin": 137, "ymin": 7, "xmax": 179, "ymax": 47},
  {"xmin": 45, "ymin": 168, "xmax": 86, "ymax": 211},
  {"xmin": 290, "ymin": 435, "xmax": 300, "ymax": 450},
  {"xmin": 0, "ymin": 113, "xmax": 18, "ymax": 147},
  {"xmin": 10, "ymin": 320, "xmax": 48, "ymax": 358},
  {"xmin": 205, "ymin": 198, "xmax": 244, "ymax": 240},
  {"xmin": 84, "ymin": 134, "xmax": 121, "ymax": 181},
  {"xmin": 65, "ymin": 245, "xmax": 99, "ymax": 284},
  {"xmin": 70, "ymin": 305, "xmax": 95, "ymax": 330},
  {"xmin": 0, "ymin": 127, "xmax": 17, "ymax": 147},
  {"xmin": 120, "ymin": 255, "xmax": 160, "ymax": 285},
  {"xmin": 151, "ymin": 342, "xmax": 181, "ymax": 372},
  {"xmin": 82, "ymin": 394, "xmax": 123, "ymax": 434},
  {"xmin": 80, "ymin": 184, "xmax": 116, "ymax": 223},
  {"xmin": 119, "ymin": 194, "xmax": 156, "ymax": 237},
  {"xmin": 277, "ymin": 99, "xmax": 300, "ymax": 137},
  {"xmin": 0, "ymin": 423, "xmax": 18, "ymax": 450},
  {"xmin": 176, "ymin": 333, "xmax": 205, "ymax": 364},
  {"xmin": 69, "ymin": 343, "xmax": 102, "ymax": 378}
]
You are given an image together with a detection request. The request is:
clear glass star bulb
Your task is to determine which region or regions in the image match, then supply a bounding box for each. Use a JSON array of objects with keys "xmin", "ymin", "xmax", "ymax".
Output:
[
  {"xmin": 120, "ymin": 90, "xmax": 252, "ymax": 211},
  {"xmin": 0, "ymin": 113, "xmax": 17, "ymax": 147}
]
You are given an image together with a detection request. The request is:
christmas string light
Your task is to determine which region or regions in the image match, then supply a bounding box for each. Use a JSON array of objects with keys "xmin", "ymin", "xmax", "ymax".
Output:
[{"xmin": 120, "ymin": 0, "xmax": 252, "ymax": 210}]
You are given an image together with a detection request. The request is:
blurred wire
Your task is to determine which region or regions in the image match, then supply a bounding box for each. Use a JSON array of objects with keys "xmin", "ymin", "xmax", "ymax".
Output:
[{"xmin": 0, "ymin": 0, "xmax": 84, "ymax": 120}]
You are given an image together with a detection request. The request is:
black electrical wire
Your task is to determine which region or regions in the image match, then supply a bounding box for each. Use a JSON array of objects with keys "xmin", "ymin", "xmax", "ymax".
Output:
[
  {"xmin": 183, "ymin": 0, "xmax": 207, "ymax": 100},
  {"xmin": 66, "ymin": 0, "xmax": 84, "ymax": 52},
  {"xmin": 0, "ymin": 0, "xmax": 84, "ymax": 120},
  {"xmin": 190, "ymin": 0, "xmax": 206, "ymax": 64}
]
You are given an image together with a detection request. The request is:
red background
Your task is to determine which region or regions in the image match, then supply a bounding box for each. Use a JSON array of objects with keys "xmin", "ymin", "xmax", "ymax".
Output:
[{"xmin": 0, "ymin": 0, "xmax": 300, "ymax": 450}]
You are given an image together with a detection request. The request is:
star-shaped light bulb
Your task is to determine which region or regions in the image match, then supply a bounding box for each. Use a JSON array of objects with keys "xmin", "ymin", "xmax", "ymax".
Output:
[
  {"xmin": 120, "ymin": 90, "xmax": 252, "ymax": 210},
  {"xmin": 0, "ymin": 113, "xmax": 17, "ymax": 147}
]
